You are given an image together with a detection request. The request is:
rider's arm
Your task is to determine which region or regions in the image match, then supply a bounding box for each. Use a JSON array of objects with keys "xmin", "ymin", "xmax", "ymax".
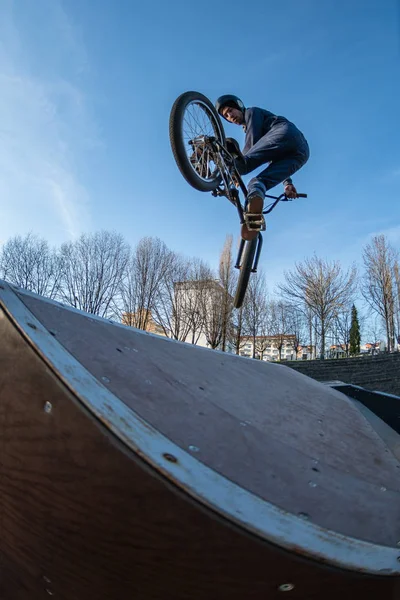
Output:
[{"xmin": 242, "ymin": 108, "xmax": 264, "ymax": 154}]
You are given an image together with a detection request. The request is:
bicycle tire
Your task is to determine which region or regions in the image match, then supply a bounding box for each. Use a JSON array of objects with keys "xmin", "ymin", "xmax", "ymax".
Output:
[
  {"xmin": 169, "ymin": 91, "xmax": 226, "ymax": 192},
  {"xmin": 233, "ymin": 238, "xmax": 258, "ymax": 309}
]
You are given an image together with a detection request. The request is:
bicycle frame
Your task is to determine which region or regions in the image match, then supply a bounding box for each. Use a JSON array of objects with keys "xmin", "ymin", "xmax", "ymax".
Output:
[
  {"xmin": 202, "ymin": 136, "xmax": 304, "ymax": 274},
  {"xmin": 175, "ymin": 95, "xmax": 307, "ymax": 309}
]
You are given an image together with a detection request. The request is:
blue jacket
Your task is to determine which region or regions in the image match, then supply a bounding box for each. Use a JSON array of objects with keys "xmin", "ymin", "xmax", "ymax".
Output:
[{"xmin": 243, "ymin": 107, "xmax": 298, "ymax": 154}]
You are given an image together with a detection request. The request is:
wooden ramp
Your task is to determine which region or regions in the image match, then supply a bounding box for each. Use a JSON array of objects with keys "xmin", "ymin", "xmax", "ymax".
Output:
[{"xmin": 0, "ymin": 279, "xmax": 399, "ymax": 599}]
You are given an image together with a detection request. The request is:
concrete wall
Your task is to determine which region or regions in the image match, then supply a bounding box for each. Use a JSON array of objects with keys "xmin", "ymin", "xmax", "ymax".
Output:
[{"xmin": 282, "ymin": 353, "xmax": 400, "ymax": 397}]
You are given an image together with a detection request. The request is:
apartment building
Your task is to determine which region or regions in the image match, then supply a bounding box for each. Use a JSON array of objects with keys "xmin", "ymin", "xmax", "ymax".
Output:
[
  {"xmin": 121, "ymin": 309, "xmax": 166, "ymax": 337},
  {"xmin": 239, "ymin": 335, "xmax": 298, "ymax": 361}
]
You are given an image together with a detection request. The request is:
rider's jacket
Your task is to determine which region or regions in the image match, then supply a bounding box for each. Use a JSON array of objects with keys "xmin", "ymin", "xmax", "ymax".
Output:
[{"xmin": 242, "ymin": 107, "xmax": 305, "ymax": 154}]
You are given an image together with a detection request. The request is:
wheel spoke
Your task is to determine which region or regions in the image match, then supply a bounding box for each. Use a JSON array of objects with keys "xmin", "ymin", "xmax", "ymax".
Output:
[{"xmin": 180, "ymin": 100, "xmax": 223, "ymax": 182}]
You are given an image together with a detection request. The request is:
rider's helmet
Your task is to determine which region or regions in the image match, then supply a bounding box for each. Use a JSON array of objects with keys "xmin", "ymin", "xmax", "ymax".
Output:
[{"xmin": 215, "ymin": 94, "xmax": 245, "ymax": 120}]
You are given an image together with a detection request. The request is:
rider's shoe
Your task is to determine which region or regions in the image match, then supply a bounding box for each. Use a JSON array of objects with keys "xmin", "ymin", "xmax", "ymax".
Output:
[{"xmin": 241, "ymin": 184, "xmax": 266, "ymax": 241}]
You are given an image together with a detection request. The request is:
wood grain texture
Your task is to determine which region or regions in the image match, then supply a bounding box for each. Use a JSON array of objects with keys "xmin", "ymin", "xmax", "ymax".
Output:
[
  {"xmin": 0, "ymin": 297, "xmax": 400, "ymax": 598},
  {"xmin": 16, "ymin": 291, "xmax": 400, "ymax": 546},
  {"xmin": 0, "ymin": 310, "xmax": 399, "ymax": 599}
]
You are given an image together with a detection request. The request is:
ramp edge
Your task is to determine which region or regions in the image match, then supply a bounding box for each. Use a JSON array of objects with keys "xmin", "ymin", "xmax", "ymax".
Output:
[{"xmin": 1, "ymin": 280, "xmax": 399, "ymax": 576}]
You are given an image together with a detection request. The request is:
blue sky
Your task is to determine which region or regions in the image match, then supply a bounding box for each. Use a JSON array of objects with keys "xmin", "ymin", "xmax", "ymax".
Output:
[{"xmin": 0, "ymin": 0, "xmax": 399, "ymax": 292}]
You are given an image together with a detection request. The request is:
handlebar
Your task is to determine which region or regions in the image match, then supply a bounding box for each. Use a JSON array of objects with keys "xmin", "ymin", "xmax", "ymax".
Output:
[{"xmin": 263, "ymin": 192, "xmax": 307, "ymax": 215}]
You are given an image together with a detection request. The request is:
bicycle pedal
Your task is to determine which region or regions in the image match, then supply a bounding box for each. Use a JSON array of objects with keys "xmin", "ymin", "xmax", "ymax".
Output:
[{"xmin": 244, "ymin": 213, "xmax": 266, "ymax": 232}]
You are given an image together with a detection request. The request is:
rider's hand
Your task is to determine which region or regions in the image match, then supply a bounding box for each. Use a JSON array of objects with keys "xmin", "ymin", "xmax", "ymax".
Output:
[{"xmin": 284, "ymin": 183, "xmax": 298, "ymax": 198}]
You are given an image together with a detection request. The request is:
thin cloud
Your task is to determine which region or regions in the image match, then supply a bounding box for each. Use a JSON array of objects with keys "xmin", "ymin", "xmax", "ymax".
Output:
[
  {"xmin": 379, "ymin": 166, "xmax": 400, "ymax": 183},
  {"xmin": 390, "ymin": 167, "xmax": 400, "ymax": 179},
  {"xmin": 367, "ymin": 224, "xmax": 400, "ymax": 245},
  {"xmin": 0, "ymin": 1, "xmax": 97, "ymax": 241},
  {"xmin": 50, "ymin": 1, "xmax": 89, "ymax": 73}
]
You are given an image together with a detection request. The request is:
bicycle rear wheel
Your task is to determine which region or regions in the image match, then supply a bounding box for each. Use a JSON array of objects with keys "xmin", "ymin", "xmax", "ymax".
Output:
[
  {"xmin": 233, "ymin": 238, "xmax": 258, "ymax": 309},
  {"xmin": 169, "ymin": 91, "xmax": 226, "ymax": 192}
]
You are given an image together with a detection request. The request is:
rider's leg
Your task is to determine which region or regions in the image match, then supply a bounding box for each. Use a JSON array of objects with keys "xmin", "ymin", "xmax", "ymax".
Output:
[
  {"xmin": 240, "ymin": 133, "xmax": 309, "ymax": 241},
  {"xmin": 240, "ymin": 150, "xmax": 309, "ymax": 242},
  {"xmin": 248, "ymin": 149, "xmax": 310, "ymax": 195},
  {"xmin": 238, "ymin": 122, "xmax": 309, "ymax": 180}
]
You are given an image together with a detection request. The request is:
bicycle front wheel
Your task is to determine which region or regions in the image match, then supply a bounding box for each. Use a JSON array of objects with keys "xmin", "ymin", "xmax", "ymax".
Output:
[
  {"xmin": 169, "ymin": 91, "xmax": 226, "ymax": 192},
  {"xmin": 233, "ymin": 238, "xmax": 258, "ymax": 309}
]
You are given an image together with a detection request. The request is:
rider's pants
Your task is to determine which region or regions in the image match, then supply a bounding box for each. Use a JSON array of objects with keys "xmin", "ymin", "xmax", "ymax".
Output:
[{"xmin": 238, "ymin": 122, "xmax": 310, "ymax": 194}]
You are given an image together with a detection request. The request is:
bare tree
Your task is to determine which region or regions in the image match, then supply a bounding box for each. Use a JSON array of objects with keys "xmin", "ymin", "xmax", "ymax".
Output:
[
  {"xmin": 219, "ymin": 235, "xmax": 236, "ymax": 352},
  {"xmin": 286, "ymin": 304, "xmax": 307, "ymax": 359},
  {"xmin": 152, "ymin": 253, "xmax": 192, "ymax": 340},
  {"xmin": 244, "ymin": 270, "xmax": 268, "ymax": 359},
  {"xmin": 0, "ymin": 232, "xmax": 61, "ymax": 298},
  {"xmin": 365, "ymin": 314, "xmax": 385, "ymax": 354},
  {"xmin": 278, "ymin": 255, "xmax": 357, "ymax": 358},
  {"xmin": 200, "ymin": 279, "xmax": 225, "ymax": 350},
  {"xmin": 268, "ymin": 300, "xmax": 293, "ymax": 361},
  {"xmin": 115, "ymin": 237, "xmax": 172, "ymax": 329},
  {"xmin": 393, "ymin": 260, "xmax": 400, "ymax": 348},
  {"xmin": 362, "ymin": 235, "xmax": 397, "ymax": 351},
  {"xmin": 176, "ymin": 258, "xmax": 213, "ymax": 345},
  {"xmin": 331, "ymin": 304, "xmax": 352, "ymax": 357},
  {"xmin": 304, "ymin": 307, "xmax": 319, "ymax": 359},
  {"xmin": 279, "ymin": 302, "xmax": 312, "ymax": 359},
  {"xmin": 254, "ymin": 303, "xmax": 272, "ymax": 360},
  {"xmin": 59, "ymin": 230, "xmax": 130, "ymax": 317},
  {"xmin": 230, "ymin": 304, "xmax": 250, "ymax": 355},
  {"xmin": 154, "ymin": 255, "xmax": 215, "ymax": 343}
]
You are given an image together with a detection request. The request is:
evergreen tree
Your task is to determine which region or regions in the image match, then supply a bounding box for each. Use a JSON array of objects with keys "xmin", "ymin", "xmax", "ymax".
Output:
[{"xmin": 349, "ymin": 304, "xmax": 361, "ymax": 355}]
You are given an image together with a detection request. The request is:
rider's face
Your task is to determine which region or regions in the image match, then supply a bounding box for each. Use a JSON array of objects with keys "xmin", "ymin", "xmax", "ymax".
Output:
[{"xmin": 222, "ymin": 106, "xmax": 244, "ymax": 125}]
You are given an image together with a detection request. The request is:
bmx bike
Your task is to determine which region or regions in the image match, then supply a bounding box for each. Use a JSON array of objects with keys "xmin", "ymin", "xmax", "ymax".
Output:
[{"xmin": 169, "ymin": 91, "xmax": 307, "ymax": 308}]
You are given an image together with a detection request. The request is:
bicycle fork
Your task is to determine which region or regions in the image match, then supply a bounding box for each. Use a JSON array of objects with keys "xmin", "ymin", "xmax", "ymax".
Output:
[
  {"xmin": 227, "ymin": 186, "xmax": 263, "ymax": 274},
  {"xmin": 215, "ymin": 162, "xmax": 264, "ymax": 276},
  {"xmin": 235, "ymin": 234, "xmax": 263, "ymax": 273}
]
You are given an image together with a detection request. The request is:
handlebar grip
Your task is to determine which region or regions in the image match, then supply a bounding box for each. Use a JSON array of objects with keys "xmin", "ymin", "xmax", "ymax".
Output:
[{"xmin": 297, "ymin": 193, "xmax": 307, "ymax": 198}]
